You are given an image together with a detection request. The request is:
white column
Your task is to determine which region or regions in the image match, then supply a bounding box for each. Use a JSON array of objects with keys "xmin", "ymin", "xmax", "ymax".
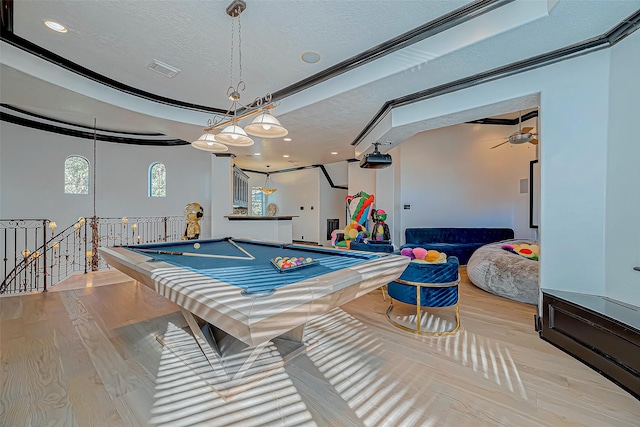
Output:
[{"xmin": 211, "ymin": 155, "xmax": 233, "ymax": 239}]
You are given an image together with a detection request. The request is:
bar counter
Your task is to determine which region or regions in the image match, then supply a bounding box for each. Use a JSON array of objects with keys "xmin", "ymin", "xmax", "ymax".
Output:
[{"xmin": 225, "ymin": 215, "xmax": 298, "ymax": 221}]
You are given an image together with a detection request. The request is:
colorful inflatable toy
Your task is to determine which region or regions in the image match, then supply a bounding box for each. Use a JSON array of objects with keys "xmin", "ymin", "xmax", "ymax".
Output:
[{"xmin": 346, "ymin": 191, "xmax": 375, "ymax": 226}]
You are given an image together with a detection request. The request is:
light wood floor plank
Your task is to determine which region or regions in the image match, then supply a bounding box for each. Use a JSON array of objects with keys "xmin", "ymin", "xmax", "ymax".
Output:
[
  {"xmin": 1, "ymin": 336, "xmax": 30, "ymax": 424},
  {"xmin": 65, "ymin": 371, "xmax": 126, "ymax": 427},
  {"xmin": 1, "ymin": 269, "xmax": 638, "ymax": 426},
  {"xmin": 0, "ymin": 296, "xmax": 23, "ymax": 320},
  {"xmin": 1, "ymin": 333, "xmax": 77, "ymax": 427},
  {"xmin": 58, "ymin": 290, "xmax": 140, "ymax": 399}
]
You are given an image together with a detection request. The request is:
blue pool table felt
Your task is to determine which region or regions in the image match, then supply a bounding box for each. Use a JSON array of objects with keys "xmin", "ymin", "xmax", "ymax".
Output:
[{"xmin": 128, "ymin": 238, "xmax": 377, "ymax": 294}]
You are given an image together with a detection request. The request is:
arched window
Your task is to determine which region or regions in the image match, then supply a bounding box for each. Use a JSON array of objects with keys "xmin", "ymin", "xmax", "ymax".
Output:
[
  {"xmin": 149, "ymin": 162, "xmax": 166, "ymax": 197},
  {"xmin": 64, "ymin": 155, "xmax": 90, "ymax": 194}
]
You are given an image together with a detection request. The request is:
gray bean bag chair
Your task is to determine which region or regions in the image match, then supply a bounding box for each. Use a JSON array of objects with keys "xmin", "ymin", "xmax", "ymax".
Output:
[{"xmin": 467, "ymin": 239, "xmax": 539, "ymax": 304}]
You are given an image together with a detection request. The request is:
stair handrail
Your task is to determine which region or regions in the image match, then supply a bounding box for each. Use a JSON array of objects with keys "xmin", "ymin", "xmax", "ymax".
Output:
[
  {"xmin": 0, "ymin": 218, "xmax": 88, "ymax": 294},
  {"xmin": 1, "ymin": 215, "xmax": 186, "ymax": 294}
]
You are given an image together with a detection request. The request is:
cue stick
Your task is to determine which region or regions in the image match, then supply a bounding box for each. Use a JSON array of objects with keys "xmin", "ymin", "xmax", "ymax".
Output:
[
  {"xmin": 135, "ymin": 248, "xmax": 253, "ymax": 260},
  {"xmin": 227, "ymin": 238, "xmax": 256, "ymax": 259}
]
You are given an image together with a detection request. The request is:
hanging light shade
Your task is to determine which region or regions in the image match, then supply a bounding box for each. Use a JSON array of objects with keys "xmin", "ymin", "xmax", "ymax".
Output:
[
  {"xmin": 245, "ymin": 111, "xmax": 288, "ymax": 138},
  {"xmin": 191, "ymin": 133, "xmax": 229, "ymax": 152},
  {"xmin": 260, "ymin": 187, "xmax": 277, "ymax": 195},
  {"xmin": 258, "ymin": 173, "xmax": 277, "ymax": 195},
  {"xmin": 216, "ymin": 124, "xmax": 254, "ymax": 146}
]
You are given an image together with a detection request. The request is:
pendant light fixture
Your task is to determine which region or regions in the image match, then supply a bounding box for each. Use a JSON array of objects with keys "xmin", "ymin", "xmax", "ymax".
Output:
[
  {"xmin": 192, "ymin": 0, "xmax": 287, "ymax": 151},
  {"xmin": 257, "ymin": 166, "xmax": 277, "ymax": 195},
  {"xmin": 191, "ymin": 133, "xmax": 229, "ymax": 152},
  {"xmin": 244, "ymin": 111, "xmax": 288, "ymax": 138}
]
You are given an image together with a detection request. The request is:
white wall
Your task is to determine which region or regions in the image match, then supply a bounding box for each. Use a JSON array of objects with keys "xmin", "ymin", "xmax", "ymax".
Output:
[
  {"xmin": 397, "ymin": 120, "xmax": 536, "ymax": 242},
  {"xmin": 538, "ymin": 54, "xmax": 610, "ymax": 297},
  {"xmin": 323, "ymin": 161, "xmax": 349, "ymax": 187},
  {"xmin": 348, "ymin": 162, "xmax": 377, "ymax": 198},
  {"xmin": 268, "ymin": 169, "xmax": 320, "ymax": 242},
  {"xmin": 319, "ymin": 165, "xmax": 348, "ymax": 246},
  {"xmin": 605, "ymin": 32, "xmax": 640, "ymax": 306},
  {"xmin": 0, "ymin": 122, "xmax": 212, "ymax": 235},
  {"xmin": 382, "ymin": 47, "xmax": 615, "ymax": 297},
  {"xmin": 209, "ymin": 154, "xmax": 233, "ymax": 238},
  {"xmin": 0, "ymin": 125, "xmax": 3, "ymax": 216},
  {"xmin": 374, "ymin": 158, "xmax": 398, "ymax": 243}
]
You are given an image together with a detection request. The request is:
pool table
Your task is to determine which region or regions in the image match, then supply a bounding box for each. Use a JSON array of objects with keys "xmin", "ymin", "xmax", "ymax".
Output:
[{"xmin": 100, "ymin": 237, "xmax": 409, "ymax": 397}]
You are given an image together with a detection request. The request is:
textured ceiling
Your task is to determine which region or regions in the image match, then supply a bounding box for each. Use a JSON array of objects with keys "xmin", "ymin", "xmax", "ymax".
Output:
[{"xmin": 1, "ymin": 0, "xmax": 639, "ymax": 171}]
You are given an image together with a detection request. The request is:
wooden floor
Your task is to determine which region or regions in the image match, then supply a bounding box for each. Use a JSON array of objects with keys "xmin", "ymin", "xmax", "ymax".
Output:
[{"xmin": 1, "ymin": 269, "xmax": 638, "ymax": 426}]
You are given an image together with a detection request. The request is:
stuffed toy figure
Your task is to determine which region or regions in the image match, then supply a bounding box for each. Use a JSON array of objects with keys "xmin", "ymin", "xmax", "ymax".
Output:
[
  {"xmin": 371, "ymin": 208, "xmax": 390, "ymax": 242},
  {"xmin": 182, "ymin": 202, "xmax": 204, "ymax": 240}
]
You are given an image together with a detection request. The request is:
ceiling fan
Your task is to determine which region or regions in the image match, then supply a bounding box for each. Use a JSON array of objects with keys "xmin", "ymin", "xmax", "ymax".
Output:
[{"xmin": 490, "ymin": 111, "xmax": 538, "ymax": 149}]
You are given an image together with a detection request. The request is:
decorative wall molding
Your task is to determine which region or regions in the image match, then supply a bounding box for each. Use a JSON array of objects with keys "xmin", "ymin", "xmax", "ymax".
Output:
[
  {"xmin": 268, "ymin": 0, "xmax": 514, "ymax": 103},
  {"xmin": 351, "ymin": 10, "xmax": 640, "ymax": 146},
  {"xmin": 1, "ymin": 2, "xmax": 638, "ymax": 154},
  {"xmin": 0, "ymin": 0, "xmax": 513, "ymax": 115},
  {"xmin": 243, "ymin": 164, "xmax": 347, "ymax": 190},
  {"xmin": 1, "ymin": 104, "xmax": 164, "ymax": 136},
  {"xmin": 466, "ymin": 109, "xmax": 538, "ymax": 126},
  {"xmin": 0, "ymin": 105, "xmax": 187, "ymax": 146}
]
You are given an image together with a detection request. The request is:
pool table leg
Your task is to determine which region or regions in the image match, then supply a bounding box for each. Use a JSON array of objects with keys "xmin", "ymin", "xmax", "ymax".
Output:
[
  {"xmin": 272, "ymin": 324, "xmax": 308, "ymax": 364},
  {"xmin": 277, "ymin": 323, "xmax": 305, "ymax": 343},
  {"xmin": 179, "ymin": 309, "xmax": 230, "ymax": 380},
  {"xmin": 160, "ymin": 310, "xmax": 310, "ymax": 400},
  {"xmin": 179, "ymin": 309, "xmax": 270, "ymax": 382}
]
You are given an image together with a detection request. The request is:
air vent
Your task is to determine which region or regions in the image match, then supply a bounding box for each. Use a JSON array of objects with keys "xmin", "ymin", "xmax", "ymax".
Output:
[{"xmin": 148, "ymin": 60, "xmax": 180, "ymax": 78}]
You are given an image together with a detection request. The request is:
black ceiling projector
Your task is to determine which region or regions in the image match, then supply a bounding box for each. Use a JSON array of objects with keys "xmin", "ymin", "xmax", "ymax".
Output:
[{"xmin": 359, "ymin": 142, "xmax": 392, "ymax": 169}]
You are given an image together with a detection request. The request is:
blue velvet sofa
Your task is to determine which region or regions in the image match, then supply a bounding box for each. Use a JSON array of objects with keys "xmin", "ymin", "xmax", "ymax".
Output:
[
  {"xmin": 402, "ymin": 227, "xmax": 514, "ymax": 265},
  {"xmin": 349, "ymin": 241, "xmax": 395, "ymax": 253}
]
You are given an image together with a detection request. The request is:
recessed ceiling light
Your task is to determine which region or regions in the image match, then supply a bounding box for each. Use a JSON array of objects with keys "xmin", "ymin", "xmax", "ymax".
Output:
[
  {"xmin": 331, "ymin": 152, "xmax": 338, "ymax": 155},
  {"xmin": 301, "ymin": 51, "xmax": 321, "ymax": 64},
  {"xmin": 283, "ymin": 155, "xmax": 290, "ymax": 158},
  {"xmin": 254, "ymin": 152, "xmax": 261, "ymax": 156},
  {"xmin": 283, "ymin": 138, "xmax": 292, "ymax": 142},
  {"xmin": 44, "ymin": 20, "xmax": 67, "ymax": 33}
]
